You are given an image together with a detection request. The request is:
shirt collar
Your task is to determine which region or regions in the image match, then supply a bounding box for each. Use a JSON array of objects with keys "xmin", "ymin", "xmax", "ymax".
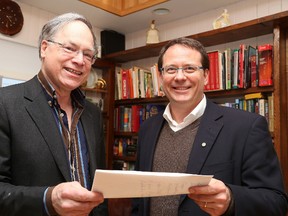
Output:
[
  {"xmin": 163, "ymin": 94, "xmax": 207, "ymax": 132},
  {"xmin": 37, "ymin": 70, "xmax": 86, "ymax": 108}
]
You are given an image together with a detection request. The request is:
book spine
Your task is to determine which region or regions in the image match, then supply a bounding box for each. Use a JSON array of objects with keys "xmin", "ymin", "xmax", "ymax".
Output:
[
  {"xmin": 121, "ymin": 69, "xmax": 129, "ymax": 99},
  {"xmin": 232, "ymin": 49, "xmax": 239, "ymax": 89},
  {"xmin": 258, "ymin": 44, "xmax": 273, "ymax": 86}
]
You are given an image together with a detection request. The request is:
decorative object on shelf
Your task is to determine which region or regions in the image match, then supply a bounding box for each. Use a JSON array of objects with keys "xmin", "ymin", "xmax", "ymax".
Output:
[
  {"xmin": 0, "ymin": 0, "xmax": 24, "ymax": 36},
  {"xmin": 146, "ymin": 20, "xmax": 159, "ymax": 44},
  {"xmin": 85, "ymin": 68, "xmax": 98, "ymax": 88},
  {"xmin": 95, "ymin": 78, "xmax": 107, "ymax": 89},
  {"xmin": 96, "ymin": 45, "xmax": 102, "ymax": 58},
  {"xmin": 212, "ymin": 9, "xmax": 231, "ymax": 29}
]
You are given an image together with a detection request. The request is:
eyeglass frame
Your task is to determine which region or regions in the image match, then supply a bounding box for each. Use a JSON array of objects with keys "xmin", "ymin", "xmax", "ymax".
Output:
[
  {"xmin": 160, "ymin": 65, "xmax": 204, "ymax": 76},
  {"xmin": 47, "ymin": 39, "xmax": 97, "ymax": 64}
]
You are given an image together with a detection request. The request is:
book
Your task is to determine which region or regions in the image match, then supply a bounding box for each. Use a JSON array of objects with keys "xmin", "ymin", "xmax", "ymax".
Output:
[
  {"xmin": 138, "ymin": 68, "xmax": 146, "ymax": 98},
  {"xmin": 151, "ymin": 64, "xmax": 163, "ymax": 97},
  {"xmin": 144, "ymin": 70, "xmax": 153, "ymax": 98},
  {"xmin": 248, "ymin": 46, "xmax": 258, "ymax": 88},
  {"xmin": 244, "ymin": 92, "xmax": 264, "ymax": 100},
  {"xmin": 131, "ymin": 66, "xmax": 139, "ymax": 98},
  {"xmin": 128, "ymin": 68, "xmax": 134, "ymax": 99},
  {"xmin": 121, "ymin": 68, "xmax": 130, "ymax": 99},
  {"xmin": 243, "ymin": 45, "xmax": 249, "ymax": 88},
  {"xmin": 258, "ymin": 98, "xmax": 268, "ymax": 118},
  {"xmin": 123, "ymin": 107, "xmax": 131, "ymax": 132},
  {"xmin": 267, "ymin": 94, "xmax": 274, "ymax": 132},
  {"xmin": 145, "ymin": 104, "xmax": 166, "ymax": 119},
  {"xmin": 224, "ymin": 48, "xmax": 232, "ymax": 90},
  {"xmin": 131, "ymin": 105, "xmax": 142, "ymax": 132},
  {"xmin": 206, "ymin": 51, "xmax": 219, "ymax": 90},
  {"xmin": 218, "ymin": 51, "xmax": 224, "ymax": 90},
  {"xmin": 258, "ymin": 44, "xmax": 273, "ymax": 86},
  {"xmin": 115, "ymin": 67, "xmax": 122, "ymax": 100},
  {"xmin": 238, "ymin": 44, "xmax": 247, "ymax": 89},
  {"xmin": 232, "ymin": 49, "xmax": 239, "ymax": 89},
  {"xmin": 126, "ymin": 137, "xmax": 137, "ymax": 157}
]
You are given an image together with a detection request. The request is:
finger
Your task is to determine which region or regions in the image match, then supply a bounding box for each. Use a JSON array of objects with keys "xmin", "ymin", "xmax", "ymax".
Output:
[{"xmin": 57, "ymin": 182, "xmax": 104, "ymax": 202}]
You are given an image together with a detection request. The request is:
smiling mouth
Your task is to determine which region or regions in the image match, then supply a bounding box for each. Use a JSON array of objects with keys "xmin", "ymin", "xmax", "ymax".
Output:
[
  {"xmin": 173, "ymin": 86, "xmax": 190, "ymax": 90},
  {"xmin": 65, "ymin": 67, "xmax": 82, "ymax": 75}
]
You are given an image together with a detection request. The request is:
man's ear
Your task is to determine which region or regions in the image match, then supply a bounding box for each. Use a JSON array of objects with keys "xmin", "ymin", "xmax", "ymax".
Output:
[
  {"xmin": 40, "ymin": 40, "xmax": 49, "ymax": 59},
  {"xmin": 204, "ymin": 69, "xmax": 209, "ymax": 85}
]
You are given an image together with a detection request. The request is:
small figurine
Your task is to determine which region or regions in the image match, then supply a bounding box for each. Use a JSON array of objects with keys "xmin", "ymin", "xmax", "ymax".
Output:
[
  {"xmin": 146, "ymin": 20, "xmax": 159, "ymax": 44},
  {"xmin": 213, "ymin": 9, "xmax": 231, "ymax": 29}
]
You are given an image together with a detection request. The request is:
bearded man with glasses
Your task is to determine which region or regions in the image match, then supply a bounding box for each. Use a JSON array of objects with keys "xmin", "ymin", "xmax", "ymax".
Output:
[{"xmin": 0, "ymin": 13, "xmax": 107, "ymax": 216}]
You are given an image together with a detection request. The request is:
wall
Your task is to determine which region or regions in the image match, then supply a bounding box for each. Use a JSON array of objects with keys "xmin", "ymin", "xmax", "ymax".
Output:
[
  {"xmin": 0, "ymin": 0, "xmax": 287, "ymax": 80},
  {"xmin": 121, "ymin": 0, "xmax": 288, "ymax": 69},
  {"xmin": 0, "ymin": 1, "xmax": 102, "ymax": 81},
  {"xmin": 125, "ymin": 0, "xmax": 288, "ymax": 49}
]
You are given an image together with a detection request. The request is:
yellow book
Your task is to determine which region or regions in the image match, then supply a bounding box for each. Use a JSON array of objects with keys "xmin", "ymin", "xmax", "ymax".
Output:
[{"xmin": 244, "ymin": 92, "xmax": 264, "ymax": 100}]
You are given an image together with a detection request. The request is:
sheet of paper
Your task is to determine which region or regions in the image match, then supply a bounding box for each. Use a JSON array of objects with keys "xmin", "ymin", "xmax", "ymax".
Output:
[{"xmin": 91, "ymin": 169, "xmax": 213, "ymax": 198}]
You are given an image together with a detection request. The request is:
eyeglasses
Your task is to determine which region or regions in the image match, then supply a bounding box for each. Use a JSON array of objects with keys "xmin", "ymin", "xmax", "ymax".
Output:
[
  {"xmin": 161, "ymin": 65, "xmax": 204, "ymax": 76},
  {"xmin": 47, "ymin": 40, "xmax": 96, "ymax": 64}
]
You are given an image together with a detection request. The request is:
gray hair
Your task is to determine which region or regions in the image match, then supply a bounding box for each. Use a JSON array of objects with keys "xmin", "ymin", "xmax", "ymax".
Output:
[{"xmin": 38, "ymin": 12, "xmax": 97, "ymax": 58}]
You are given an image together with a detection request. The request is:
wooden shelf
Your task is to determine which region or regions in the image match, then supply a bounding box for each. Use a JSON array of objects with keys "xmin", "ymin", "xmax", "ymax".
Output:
[
  {"xmin": 115, "ymin": 96, "xmax": 168, "ymax": 106},
  {"xmin": 81, "ymin": 87, "xmax": 108, "ymax": 93},
  {"xmin": 115, "ymin": 131, "xmax": 138, "ymax": 137},
  {"xmin": 102, "ymin": 11, "xmax": 288, "ymax": 63},
  {"xmin": 113, "ymin": 155, "xmax": 136, "ymax": 162},
  {"xmin": 114, "ymin": 86, "xmax": 274, "ymax": 106}
]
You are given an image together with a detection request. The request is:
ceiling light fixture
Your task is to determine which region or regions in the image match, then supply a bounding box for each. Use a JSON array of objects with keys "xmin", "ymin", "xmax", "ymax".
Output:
[{"xmin": 152, "ymin": 8, "xmax": 170, "ymax": 15}]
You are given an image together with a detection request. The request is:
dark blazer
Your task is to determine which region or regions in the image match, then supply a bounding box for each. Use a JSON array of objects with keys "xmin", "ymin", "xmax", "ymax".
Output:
[
  {"xmin": 132, "ymin": 99, "xmax": 287, "ymax": 216},
  {"xmin": 0, "ymin": 76, "xmax": 107, "ymax": 216}
]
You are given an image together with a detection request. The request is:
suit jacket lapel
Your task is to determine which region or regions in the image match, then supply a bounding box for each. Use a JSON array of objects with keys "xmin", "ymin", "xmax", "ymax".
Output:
[
  {"xmin": 80, "ymin": 108, "xmax": 97, "ymax": 174},
  {"xmin": 24, "ymin": 76, "xmax": 71, "ymax": 181},
  {"xmin": 180, "ymin": 100, "xmax": 224, "ymax": 204},
  {"xmin": 186, "ymin": 101, "xmax": 223, "ymax": 174}
]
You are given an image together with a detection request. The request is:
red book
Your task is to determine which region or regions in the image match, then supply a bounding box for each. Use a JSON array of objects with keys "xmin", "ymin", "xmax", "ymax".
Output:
[
  {"xmin": 121, "ymin": 69, "xmax": 129, "ymax": 99},
  {"xmin": 258, "ymin": 44, "xmax": 273, "ymax": 86},
  {"xmin": 206, "ymin": 51, "xmax": 219, "ymax": 90},
  {"xmin": 131, "ymin": 105, "xmax": 142, "ymax": 132},
  {"xmin": 249, "ymin": 46, "xmax": 258, "ymax": 87},
  {"xmin": 238, "ymin": 44, "xmax": 246, "ymax": 89},
  {"xmin": 128, "ymin": 68, "xmax": 134, "ymax": 99}
]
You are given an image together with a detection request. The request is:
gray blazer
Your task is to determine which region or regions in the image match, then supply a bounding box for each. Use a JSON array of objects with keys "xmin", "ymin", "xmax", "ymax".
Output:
[
  {"xmin": 132, "ymin": 99, "xmax": 288, "ymax": 216},
  {"xmin": 0, "ymin": 75, "xmax": 107, "ymax": 216}
]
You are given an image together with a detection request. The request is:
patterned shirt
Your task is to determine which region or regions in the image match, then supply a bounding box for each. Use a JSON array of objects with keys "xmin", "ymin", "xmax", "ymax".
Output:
[{"xmin": 38, "ymin": 71, "xmax": 91, "ymax": 189}]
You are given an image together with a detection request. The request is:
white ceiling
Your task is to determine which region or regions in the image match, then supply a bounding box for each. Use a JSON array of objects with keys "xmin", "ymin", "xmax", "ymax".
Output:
[{"xmin": 17, "ymin": 0, "xmax": 243, "ymax": 34}]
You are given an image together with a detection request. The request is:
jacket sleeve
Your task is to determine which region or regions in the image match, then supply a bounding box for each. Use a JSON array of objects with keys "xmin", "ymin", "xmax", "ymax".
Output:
[
  {"xmin": 227, "ymin": 116, "xmax": 288, "ymax": 216},
  {"xmin": 0, "ymin": 91, "xmax": 47, "ymax": 216}
]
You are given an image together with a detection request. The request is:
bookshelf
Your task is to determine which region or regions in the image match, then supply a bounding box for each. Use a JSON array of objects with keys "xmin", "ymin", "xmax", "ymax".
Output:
[
  {"xmin": 86, "ymin": 59, "xmax": 115, "ymax": 168},
  {"xmin": 100, "ymin": 11, "xmax": 288, "ymax": 215}
]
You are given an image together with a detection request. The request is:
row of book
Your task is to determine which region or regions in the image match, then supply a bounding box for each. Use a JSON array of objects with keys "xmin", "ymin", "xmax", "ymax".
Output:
[
  {"xmin": 114, "ymin": 43, "xmax": 273, "ymax": 100},
  {"xmin": 206, "ymin": 44, "xmax": 273, "ymax": 91},
  {"xmin": 114, "ymin": 104, "xmax": 166, "ymax": 132},
  {"xmin": 113, "ymin": 160, "xmax": 135, "ymax": 170},
  {"xmin": 115, "ymin": 64, "xmax": 164, "ymax": 100},
  {"xmin": 113, "ymin": 137, "xmax": 137, "ymax": 157},
  {"xmin": 219, "ymin": 93, "xmax": 274, "ymax": 132}
]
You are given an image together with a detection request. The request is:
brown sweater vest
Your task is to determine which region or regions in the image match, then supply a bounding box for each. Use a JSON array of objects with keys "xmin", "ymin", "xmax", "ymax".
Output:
[{"xmin": 150, "ymin": 118, "xmax": 201, "ymax": 216}]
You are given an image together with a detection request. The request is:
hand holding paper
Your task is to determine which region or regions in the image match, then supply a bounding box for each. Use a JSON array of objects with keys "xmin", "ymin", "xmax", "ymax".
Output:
[{"xmin": 92, "ymin": 169, "xmax": 213, "ymax": 198}]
